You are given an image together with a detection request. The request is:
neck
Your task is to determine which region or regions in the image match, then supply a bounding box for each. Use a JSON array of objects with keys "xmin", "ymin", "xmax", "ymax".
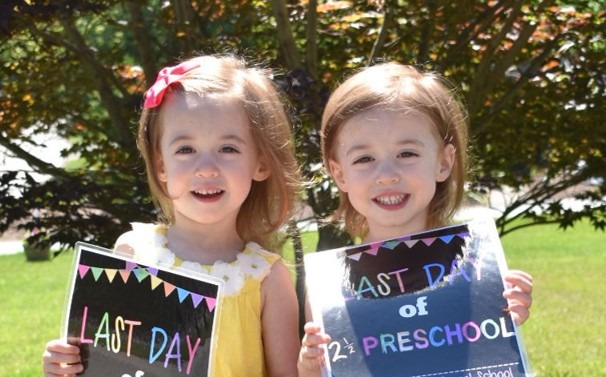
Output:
[
  {"xmin": 167, "ymin": 217, "xmax": 245, "ymax": 265},
  {"xmin": 364, "ymin": 223, "xmax": 427, "ymax": 244}
]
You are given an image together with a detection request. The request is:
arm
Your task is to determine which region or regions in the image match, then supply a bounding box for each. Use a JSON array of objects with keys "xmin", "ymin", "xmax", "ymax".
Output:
[
  {"xmin": 298, "ymin": 296, "xmax": 331, "ymax": 377},
  {"xmin": 42, "ymin": 339, "xmax": 83, "ymax": 377},
  {"xmin": 503, "ymin": 269, "xmax": 533, "ymax": 325},
  {"xmin": 261, "ymin": 260, "xmax": 300, "ymax": 377}
]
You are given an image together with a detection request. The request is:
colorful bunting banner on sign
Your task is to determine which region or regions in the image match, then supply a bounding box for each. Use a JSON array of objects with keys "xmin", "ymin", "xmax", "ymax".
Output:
[{"xmin": 76, "ymin": 262, "xmax": 216, "ymax": 312}]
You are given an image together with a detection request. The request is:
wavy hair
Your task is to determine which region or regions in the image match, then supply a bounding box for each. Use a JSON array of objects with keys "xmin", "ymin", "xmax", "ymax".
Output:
[
  {"xmin": 321, "ymin": 63, "xmax": 469, "ymax": 238},
  {"xmin": 138, "ymin": 54, "xmax": 302, "ymax": 250}
]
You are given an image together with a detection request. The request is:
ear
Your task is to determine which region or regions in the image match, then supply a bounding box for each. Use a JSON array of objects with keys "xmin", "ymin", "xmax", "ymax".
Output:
[
  {"xmin": 156, "ymin": 156, "xmax": 168, "ymax": 183},
  {"xmin": 253, "ymin": 156, "xmax": 271, "ymax": 182},
  {"xmin": 436, "ymin": 143, "xmax": 456, "ymax": 182},
  {"xmin": 329, "ymin": 159, "xmax": 349, "ymax": 192}
]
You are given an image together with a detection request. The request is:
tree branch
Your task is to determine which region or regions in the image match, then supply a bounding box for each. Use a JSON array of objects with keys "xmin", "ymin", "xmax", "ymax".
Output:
[
  {"xmin": 305, "ymin": 0, "xmax": 318, "ymax": 78},
  {"xmin": 417, "ymin": 0, "xmax": 437, "ymax": 65},
  {"xmin": 126, "ymin": 1, "xmax": 157, "ymax": 88},
  {"xmin": 270, "ymin": 0, "xmax": 301, "ymax": 70},
  {"xmin": 368, "ymin": 0, "xmax": 396, "ymax": 65},
  {"xmin": 0, "ymin": 132, "xmax": 68, "ymax": 179},
  {"xmin": 58, "ymin": 15, "xmax": 132, "ymax": 146},
  {"xmin": 468, "ymin": 0, "xmax": 524, "ymax": 115},
  {"xmin": 442, "ymin": 0, "xmax": 512, "ymax": 67}
]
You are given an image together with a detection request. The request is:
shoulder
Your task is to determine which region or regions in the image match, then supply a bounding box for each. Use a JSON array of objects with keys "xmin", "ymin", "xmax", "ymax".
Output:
[
  {"xmin": 244, "ymin": 242, "xmax": 281, "ymax": 263},
  {"xmin": 113, "ymin": 223, "xmax": 170, "ymax": 260}
]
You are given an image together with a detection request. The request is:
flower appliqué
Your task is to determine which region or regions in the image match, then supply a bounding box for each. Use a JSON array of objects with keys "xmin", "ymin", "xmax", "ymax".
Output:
[
  {"xmin": 210, "ymin": 261, "xmax": 245, "ymax": 296},
  {"xmin": 237, "ymin": 249, "xmax": 270, "ymax": 280}
]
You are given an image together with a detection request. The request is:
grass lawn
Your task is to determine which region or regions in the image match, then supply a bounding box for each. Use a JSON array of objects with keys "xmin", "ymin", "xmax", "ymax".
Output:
[
  {"xmin": 501, "ymin": 222, "xmax": 606, "ymax": 376},
  {"xmin": 1, "ymin": 221, "xmax": 603, "ymax": 376}
]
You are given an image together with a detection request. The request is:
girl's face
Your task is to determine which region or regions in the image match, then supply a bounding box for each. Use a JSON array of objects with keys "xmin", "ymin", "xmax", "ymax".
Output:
[
  {"xmin": 156, "ymin": 94, "xmax": 269, "ymax": 229},
  {"xmin": 329, "ymin": 108, "xmax": 454, "ymax": 242}
]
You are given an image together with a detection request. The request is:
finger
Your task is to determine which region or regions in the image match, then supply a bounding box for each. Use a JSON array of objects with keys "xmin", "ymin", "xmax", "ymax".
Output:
[
  {"xmin": 503, "ymin": 289, "xmax": 532, "ymax": 309},
  {"xmin": 303, "ymin": 321, "xmax": 323, "ymax": 334},
  {"xmin": 42, "ymin": 360, "xmax": 83, "ymax": 376},
  {"xmin": 302, "ymin": 332, "xmax": 331, "ymax": 347},
  {"xmin": 45, "ymin": 340, "xmax": 81, "ymax": 355},
  {"xmin": 504, "ymin": 270, "xmax": 533, "ymax": 293},
  {"xmin": 42, "ymin": 349, "xmax": 82, "ymax": 365},
  {"xmin": 301, "ymin": 344, "xmax": 326, "ymax": 359},
  {"xmin": 507, "ymin": 303, "xmax": 530, "ymax": 325}
]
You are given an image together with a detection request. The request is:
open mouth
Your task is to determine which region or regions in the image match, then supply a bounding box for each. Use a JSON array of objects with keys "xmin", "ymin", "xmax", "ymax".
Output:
[
  {"xmin": 192, "ymin": 189, "xmax": 224, "ymax": 199},
  {"xmin": 373, "ymin": 194, "xmax": 408, "ymax": 208}
]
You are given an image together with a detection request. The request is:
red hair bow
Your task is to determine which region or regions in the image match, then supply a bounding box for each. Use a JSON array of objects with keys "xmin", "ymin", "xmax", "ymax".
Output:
[{"xmin": 143, "ymin": 60, "xmax": 201, "ymax": 109}]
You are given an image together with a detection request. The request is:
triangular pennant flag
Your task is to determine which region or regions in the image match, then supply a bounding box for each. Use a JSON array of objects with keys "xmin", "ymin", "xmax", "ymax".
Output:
[
  {"xmin": 147, "ymin": 268, "xmax": 158, "ymax": 276},
  {"xmin": 164, "ymin": 282, "xmax": 176, "ymax": 297},
  {"xmin": 125, "ymin": 261, "xmax": 137, "ymax": 271},
  {"xmin": 90, "ymin": 267, "xmax": 104, "ymax": 281},
  {"xmin": 177, "ymin": 287, "xmax": 189, "ymax": 303},
  {"xmin": 119, "ymin": 270, "xmax": 130, "ymax": 283},
  {"xmin": 347, "ymin": 252, "xmax": 363, "ymax": 261},
  {"xmin": 457, "ymin": 231, "xmax": 470, "ymax": 239},
  {"xmin": 404, "ymin": 240, "xmax": 419, "ymax": 248},
  {"xmin": 205, "ymin": 297, "xmax": 217, "ymax": 312},
  {"xmin": 150, "ymin": 275, "xmax": 163, "ymax": 290},
  {"xmin": 365, "ymin": 243, "xmax": 380, "ymax": 256},
  {"xmin": 191, "ymin": 293, "xmax": 204, "ymax": 308},
  {"xmin": 133, "ymin": 267, "xmax": 149, "ymax": 282},
  {"xmin": 422, "ymin": 237, "xmax": 437, "ymax": 246},
  {"xmin": 105, "ymin": 269, "xmax": 117, "ymax": 283},
  {"xmin": 78, "ymin": 265, "xmax": 90, "ymax": 279},
  {"xmin": 382, "ymin": 240, "xmax": 400, "ymax": 250},
  {"xmin": 440, "ymin": 235, "xmax": 455, "ymax": 244}
]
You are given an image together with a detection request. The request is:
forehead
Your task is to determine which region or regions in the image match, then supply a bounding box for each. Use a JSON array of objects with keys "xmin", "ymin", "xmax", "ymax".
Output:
[
  {"xmin": 157, "ymin": 93, "xmax": 251, "ymax": 136},
  {"xmin": 337, "ymin": 108, "xmax": 439, "ymax": 143}
]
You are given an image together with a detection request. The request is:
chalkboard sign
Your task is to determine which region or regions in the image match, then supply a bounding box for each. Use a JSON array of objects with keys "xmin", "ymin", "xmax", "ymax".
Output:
[
  {"xmin": 62, "ymin": 242, "xmax": 222, "ymax": 377},
  {"xmin": 304, "ymin": 218, "xmax": 532, "ymax": 377}
]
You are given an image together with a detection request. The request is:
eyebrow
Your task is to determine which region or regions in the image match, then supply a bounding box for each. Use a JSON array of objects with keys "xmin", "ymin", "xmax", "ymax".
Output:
[
  {"xmin": 344, "ymin": 139, "xmax": 425, "ymax": 157},
  {"xmin": 167, "ymin": 133, "xmax": 248, "ymax": 146}
]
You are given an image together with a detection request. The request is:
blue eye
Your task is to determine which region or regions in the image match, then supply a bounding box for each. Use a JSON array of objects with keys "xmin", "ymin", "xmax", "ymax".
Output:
[
  {"xmin": 220, "ymin": 145, "xmax": 240, "ymax": 154},
  {"xmin": 176, "ymin": 146, "xmax": 195, "ymax": 154},
  {"xmin": 353, "ymin": 156, "xmax": 373, "ymax": 164},
  {"xmin": 398, "ymin": 151, "xmax": 418, "ymax": 158}
]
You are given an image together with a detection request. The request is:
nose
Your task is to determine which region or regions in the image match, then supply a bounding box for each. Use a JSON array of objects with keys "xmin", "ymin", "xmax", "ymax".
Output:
[
  {"xmin": 375, "ymin": 161, "xmax": 400, "ymax": 185},
  {"xmin": 195, "ymin": 154, "xmax": 219, "ymax": 178}
]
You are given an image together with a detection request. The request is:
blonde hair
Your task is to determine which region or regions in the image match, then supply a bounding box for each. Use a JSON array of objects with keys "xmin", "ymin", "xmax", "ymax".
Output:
[
  {"xmin": 138, "ymin": 54, "xmax": 301, "ymax": 250},
  {"xmin": 321, "ymin": 62, "xmax": 468, "ymax": 238}
]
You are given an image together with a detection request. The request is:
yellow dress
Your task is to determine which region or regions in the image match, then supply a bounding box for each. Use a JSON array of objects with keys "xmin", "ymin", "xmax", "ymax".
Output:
[{"xmin": 114, "ymin": 223, "xmax": 279, "ymax": 377}]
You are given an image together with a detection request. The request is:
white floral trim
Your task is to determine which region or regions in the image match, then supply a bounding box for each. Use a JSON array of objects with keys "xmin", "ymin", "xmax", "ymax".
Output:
[
  {"xmin": 209, "ymin": 261, "xmax": 246, "ymax": 295},
  {"xmin": 124, "ymin": 223, "xmax": 275, "ymax": 296},
  {"xmin": 119, "ymin": 223, "xmax": 175, "ymax": 266},
  {"xmin": 237, "ymin": 249, "xmax": 271, "ymax": 280}
]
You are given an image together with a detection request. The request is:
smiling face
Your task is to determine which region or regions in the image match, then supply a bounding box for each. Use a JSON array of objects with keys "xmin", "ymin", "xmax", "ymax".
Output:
[
  {"xmin": 328, "ymin": 108, "xmax": 455, "ymax": 242},
  {"xmin": 156, "ymin": 93, "xmax": 269, "ymax": 229}
]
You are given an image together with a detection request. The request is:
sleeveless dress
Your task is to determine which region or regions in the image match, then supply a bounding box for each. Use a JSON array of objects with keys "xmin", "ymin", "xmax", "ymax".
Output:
[{"xmin": 113, "ymin": 222, "xmax": 280, "ymax": 377}]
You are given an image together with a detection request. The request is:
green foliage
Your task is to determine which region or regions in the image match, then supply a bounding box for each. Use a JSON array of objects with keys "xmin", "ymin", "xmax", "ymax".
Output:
[{"xmin": 0, "ymin": 0, "xmax": 604, "ymax": 252}]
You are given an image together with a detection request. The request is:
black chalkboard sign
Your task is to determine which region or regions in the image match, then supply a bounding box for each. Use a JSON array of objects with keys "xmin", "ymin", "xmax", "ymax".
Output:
[
  {"xmin": 304, "ymin": 218, "xmax": 532, "ymax": 377},
  {"xmin": 62, "ymin": 242, "xmax": 222, "ymax": 377}
]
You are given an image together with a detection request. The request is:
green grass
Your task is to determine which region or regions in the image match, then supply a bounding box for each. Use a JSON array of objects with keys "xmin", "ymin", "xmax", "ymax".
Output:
[
  {"xmin": 1, "ymin": 222, "xmax": 604, "ymax": 376},
  {"xmin": 0, "ymin": 252, "xmax": 73, "ymax": 376},
  {"xmin": 501, "ymin": 222, "xmax": 606, "ymax": 377}
]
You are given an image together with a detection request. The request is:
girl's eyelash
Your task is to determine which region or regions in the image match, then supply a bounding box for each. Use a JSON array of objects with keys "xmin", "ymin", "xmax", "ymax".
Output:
[
  {"xmin": 353, "ymin": 156, "xmax": 372, "ymax": 164},
  {"xmin": 176, "ymin": 146, "xmax": 194, "ymax": 154},
  {"xmin": 221, "ymin": 145, "xmax": 240, "ymax": 153}
]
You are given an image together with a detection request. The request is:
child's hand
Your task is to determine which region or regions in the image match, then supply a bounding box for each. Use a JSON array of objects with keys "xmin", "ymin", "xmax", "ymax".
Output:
[
  {"xmin": 503, "ymin": 269, "xmax": 533, "ymax": 325},
  {"xmin": 42, "ymin": 339, "xmax": 84, "ymax": 377},
  {"xmin": 298, "ymin": 322, "xmax": 331, "ymax": 377}
]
